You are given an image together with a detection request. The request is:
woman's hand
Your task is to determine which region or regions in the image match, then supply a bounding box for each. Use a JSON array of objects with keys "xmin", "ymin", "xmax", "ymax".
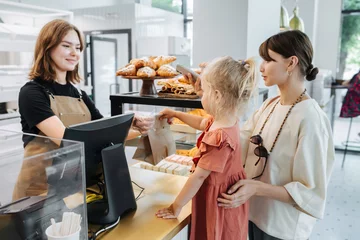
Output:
[
  {"xmin": 159, "ymin": 108, "xmax": 177, "ymax": 124},
  {"xmin": 132, "ymin": 114, "xmax": 155, "ymax": 135},
  {"xmin": 217, "ymin": 179, "xmax": 261, "ymax": 208},
  {"xmin": 155, "ymin": 203, "xmax": 182, "ymax": 219},
  {"xmin": 342, "ymin": 80, "xmax": 351, "ymax": 86}
]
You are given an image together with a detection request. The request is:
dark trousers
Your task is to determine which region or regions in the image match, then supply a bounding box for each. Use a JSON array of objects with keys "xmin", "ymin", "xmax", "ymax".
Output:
[{"xmin": 248, "ymin": 221, "xmax": 282, "ymax": 240}]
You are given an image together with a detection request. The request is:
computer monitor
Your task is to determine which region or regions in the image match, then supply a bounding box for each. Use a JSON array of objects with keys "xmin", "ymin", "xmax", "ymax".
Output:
[{"xmin": 62, "ymin": 113, "xmax": 137, "ymax": 225}]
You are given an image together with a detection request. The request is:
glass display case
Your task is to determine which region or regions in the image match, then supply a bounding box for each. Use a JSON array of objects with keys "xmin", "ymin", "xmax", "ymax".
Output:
[{"xmin": 0, "ymin": 130, "xmax": 87, "ymax": 240}]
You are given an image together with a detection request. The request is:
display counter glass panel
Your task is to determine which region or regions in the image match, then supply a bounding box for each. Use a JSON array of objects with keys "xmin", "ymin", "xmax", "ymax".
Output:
[{"xmin": 0, "ymin": 130, "xmax": 87, "ymax": 240}]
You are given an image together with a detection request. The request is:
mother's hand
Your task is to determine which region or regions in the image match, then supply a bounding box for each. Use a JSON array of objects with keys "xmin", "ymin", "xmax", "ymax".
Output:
[{"xmin": 217, "ymin": 179, "xmax": 260, "ymax": 208}]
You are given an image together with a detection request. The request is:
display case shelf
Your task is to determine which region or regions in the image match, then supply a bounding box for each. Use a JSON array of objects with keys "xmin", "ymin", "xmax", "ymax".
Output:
[{"xmin": 0, "ymin": 90, "xmax": 20, "ymax": 103}]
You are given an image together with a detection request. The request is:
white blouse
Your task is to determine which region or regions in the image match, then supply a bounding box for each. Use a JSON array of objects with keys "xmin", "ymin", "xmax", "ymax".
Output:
[{"xmin": 241, "ymin": 97, "xmax": 335, "ymax": 240}]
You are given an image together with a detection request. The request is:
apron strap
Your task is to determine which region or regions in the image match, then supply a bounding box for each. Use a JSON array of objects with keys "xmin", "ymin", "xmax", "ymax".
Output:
[
  {"xmin": 31, "ymin": 80, "xmax": 55, "ymax": 99},
  {"xmin": 73, "ymin": 85, "xmax": 83, "ymax": 101}
]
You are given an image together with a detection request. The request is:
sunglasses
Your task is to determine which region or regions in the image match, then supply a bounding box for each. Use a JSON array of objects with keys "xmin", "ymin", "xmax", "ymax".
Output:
[{"xmin": 250, "ymin": 134, "xmax": 269, "ymax": 179}]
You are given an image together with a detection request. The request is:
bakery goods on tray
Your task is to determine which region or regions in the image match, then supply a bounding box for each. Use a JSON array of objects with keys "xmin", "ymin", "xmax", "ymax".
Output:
[
  {"xmin": 157, "ymin": 77, "xmax": 196, "ymax": 96},
  {"xmin": 116, "ymin": 64, "xmax": 136, "ymax": 76},
  {"xmin": 137, "ymin": 67, "xmax": 156, "ymax": 78},
  {"xmin": 153, "ymin": 56, "xmax": 177, "ymax": 68},
  {"xmin": 156, "ymin": 65, "xmax": 179, "ymax": 77},
  {"xmin": 130, "ymin": 57, "xmax": 157, "ymax": 70},
  {"xmin": 116, "ymin": 55, "xmax": 177, "ymax": 77}
]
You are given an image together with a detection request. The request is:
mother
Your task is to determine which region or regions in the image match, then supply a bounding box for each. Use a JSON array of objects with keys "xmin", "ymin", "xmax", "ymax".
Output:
[{"xmin": 190, "ymin": 30, "xmax": 335, "ymax": 240}]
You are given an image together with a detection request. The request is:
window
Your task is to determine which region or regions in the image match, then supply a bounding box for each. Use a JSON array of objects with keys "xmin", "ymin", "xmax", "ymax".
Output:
[
  {"xmin": 184, "ymin": 0, "xmax": 193, "ymax": 38},
  {"xmin": 338, "ymin": 0, "xmax": 360, "ymax": 79},
  {"xmin": 151, "ymin": 0, "xmax": 183, "ymax": 14}
]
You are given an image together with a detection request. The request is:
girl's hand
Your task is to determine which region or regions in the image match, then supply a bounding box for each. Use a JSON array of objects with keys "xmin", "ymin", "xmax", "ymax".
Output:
[
  {"xmin": 155, "ymin": 204, "xmax": 182, "ymax": 219},
  {"xmin": 217, "ymin": 179, "xmax": 260, "ymax": 208},
  {"xmin": 199, "ymin": 62, "xmax": 208, "ymax": 68},
  {"xmin": 159, "ymin": 108, "xmax": 177, "ymax": 124},
  {"xmin": 184, "ymin": 73, "xmax": 203, "ymax": 97}
]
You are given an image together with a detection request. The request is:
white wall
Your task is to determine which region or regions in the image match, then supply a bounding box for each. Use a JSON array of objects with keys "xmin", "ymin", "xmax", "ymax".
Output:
[
  {"xmin": 193, "ymin": 0, "xmax": 248, "ymax": 66},
  {"xmin": 193, "ymin": 0, "xmax": 280, "ymax": 99},
  {"xmin": 314, "ymin": 0, "xmax": 342, "ymax": 77},
  {"xmin": 72, "ymin": 4, "xmax": 137, "ymax": 69},
  {"xmin": 246, "ymin": 0, "xmax": 280, "ymax": 57},
  {"xmin": 283, "ymin": 0, "xmax": 318, "ymax": 44},
  {"xmin": 135, "ymin": 3, "xmax": 184, "ymax": 39},
  {"xmin": 4, "ymin": 0, "xmax": 134, "ymax": 10},
  {"xmin": 283, "ymin": 0, "xmax": 341, "ymax": 77}
]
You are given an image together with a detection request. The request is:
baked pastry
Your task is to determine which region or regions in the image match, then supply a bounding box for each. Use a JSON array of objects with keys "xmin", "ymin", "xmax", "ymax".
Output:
[
  {"xmin": 130, "ymin": 58, "xmax": 145, "ymax": 69},
  {"xmin": 177, "ymin": 75, "xmax": 190, "ymax": 84},
  {"xmin": 116, "ymin": 64, "xmax": 136, "ymax": 76},
  {"xmin": 141, "ymin": 57, "xmax": 157, "ymax": 69},
  {"xmin": 153, "ymin": 56, "xmax": 177, "ymax": 68},
  {"xmin": 156, "ymin": 65, "xmax": 179, "ymax": 77},
  {"xmin": 137, "ymin": 67, "xmax": 156, "ymax": 78}
]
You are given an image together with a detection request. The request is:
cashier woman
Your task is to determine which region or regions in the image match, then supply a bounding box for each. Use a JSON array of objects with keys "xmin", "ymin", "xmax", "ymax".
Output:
[{"xmin": 12, "ymin": 19, "xmax": 153, "ymax": 200}]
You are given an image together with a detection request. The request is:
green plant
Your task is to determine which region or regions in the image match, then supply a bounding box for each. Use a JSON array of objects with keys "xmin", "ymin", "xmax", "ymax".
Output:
[{"xmin": 338, "ymin": 0, "xmax": 360, "ymax": 78}]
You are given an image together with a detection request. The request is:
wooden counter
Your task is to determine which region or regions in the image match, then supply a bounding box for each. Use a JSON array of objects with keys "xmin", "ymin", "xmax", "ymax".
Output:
[{"xmin": 98, "ymin": 167, "xmax": 191, "ymax": 240}]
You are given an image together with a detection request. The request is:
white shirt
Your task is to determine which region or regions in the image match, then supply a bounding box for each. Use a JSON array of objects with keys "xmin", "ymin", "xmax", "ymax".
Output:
[{"xmin": 241, "ymin": 97, "xmax": 335, "ymax": 240}]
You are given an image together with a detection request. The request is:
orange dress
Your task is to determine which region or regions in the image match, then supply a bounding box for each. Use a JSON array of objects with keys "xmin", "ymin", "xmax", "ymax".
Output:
[{"xmin": 190, "ymin": 117, "xmax": 249, "ymax": 240}]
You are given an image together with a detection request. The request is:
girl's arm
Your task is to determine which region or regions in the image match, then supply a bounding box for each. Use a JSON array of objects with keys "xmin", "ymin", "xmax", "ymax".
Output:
[
  {"xmin": 156, "ymin": 166, "xmax": 211, "ymax": 218},
  {"xmin": 174, "ymin": 111, "xmax": 208, "ymax": 131},
  {"xmin": 159, "ymin": 108, "xmax": 208, "ymax": 131}
]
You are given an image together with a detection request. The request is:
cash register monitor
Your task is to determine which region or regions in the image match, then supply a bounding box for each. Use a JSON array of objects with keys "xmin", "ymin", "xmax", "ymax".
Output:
[{"xmin": 63, "ymin": 113, "xmax": 137, "ymax": 225}]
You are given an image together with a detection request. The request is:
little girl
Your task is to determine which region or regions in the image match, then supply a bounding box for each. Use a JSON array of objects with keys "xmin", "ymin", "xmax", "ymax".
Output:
[{"xmin": 156, "ymin": 56, "xmax": 257, "ymax": 240}]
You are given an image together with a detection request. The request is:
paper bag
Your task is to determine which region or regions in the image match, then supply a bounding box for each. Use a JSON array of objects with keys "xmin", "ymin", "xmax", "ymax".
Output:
[{"xmin": 133, "ymin": 117, "xmax": 176, "ymax": 165}]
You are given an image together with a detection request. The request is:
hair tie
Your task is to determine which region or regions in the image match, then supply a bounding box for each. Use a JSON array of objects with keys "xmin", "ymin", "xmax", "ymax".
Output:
[
  {"xmin": 307, "ymin": 64, "xmax": 314, "ymax": 73},
  {"xmin": 241, "ymin": 60, "xmax": 246, "ymax": 66}
]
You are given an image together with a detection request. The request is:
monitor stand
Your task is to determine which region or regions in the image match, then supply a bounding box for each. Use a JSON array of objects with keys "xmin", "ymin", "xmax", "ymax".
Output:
[{"xmin": 87, "ymin": 143, "xmax": 137, "ymax": 225}]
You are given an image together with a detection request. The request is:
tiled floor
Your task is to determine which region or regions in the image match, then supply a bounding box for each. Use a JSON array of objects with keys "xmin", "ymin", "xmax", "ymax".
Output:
[
  {"xmin": 333, "ymin": 117, "xmax": 360, "ymax": 151},
  {"xmin": 311, "ymin": 151, "xmax": 360, "ymax": 240}
]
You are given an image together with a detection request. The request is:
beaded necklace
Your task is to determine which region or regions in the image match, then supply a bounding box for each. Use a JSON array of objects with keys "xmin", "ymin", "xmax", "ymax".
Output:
[{"xmin": 259, "ymin": 89, "xmax": 307, "ymax": 153}]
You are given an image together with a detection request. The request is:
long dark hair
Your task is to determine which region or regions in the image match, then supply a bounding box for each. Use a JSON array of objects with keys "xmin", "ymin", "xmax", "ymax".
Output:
[{"xmin": 259, "ymin": 30, "xmax": 319, "ymax": 81}]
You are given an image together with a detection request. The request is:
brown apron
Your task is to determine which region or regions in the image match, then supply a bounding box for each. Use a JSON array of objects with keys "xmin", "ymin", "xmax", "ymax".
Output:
[{"xmin": 12, "ymin": 86, "xmax": 91, "ymax": 200}]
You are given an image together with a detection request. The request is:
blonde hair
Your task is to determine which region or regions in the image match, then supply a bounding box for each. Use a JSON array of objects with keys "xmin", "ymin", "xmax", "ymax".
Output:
[
  {"xmin": 201, "ymin": 56, "xmax": 257, "ymax": 119},
  {"xmin": 29, "ymin": 19, "xmax": 84, "ymax": 83}
]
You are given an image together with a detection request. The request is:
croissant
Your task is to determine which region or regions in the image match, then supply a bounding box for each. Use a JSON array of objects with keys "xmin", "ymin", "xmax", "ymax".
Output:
[
  {"xmin": 153, "ymin": 56, "xmax": 177, "ymax": 68},
  {"xmin": 116, "ymin": 64, "xmax": 136, "ymax": 76},
  {"xmin": 137, "ymin": 67, "xmax": 156, "ymax": 78},
  {"xmin": 130, "ymin": 58, "xmax": 145, "ymax": 69},
  {"xmin": 177, "ymin": 75, "xmax": 190, "ymax": 84},
  {"xmin": 156, "ymin": 64, "xmax": 179, "ymax": 77},
  {"xmin": 141, "ymin": 57, "xmax": 157, "ymax": 69}
]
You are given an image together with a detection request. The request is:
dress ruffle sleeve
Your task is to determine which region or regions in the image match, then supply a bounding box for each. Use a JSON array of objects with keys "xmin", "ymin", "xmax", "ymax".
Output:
[{"xmin": 193, "ymin": 128, "xmax": 236, "ymax": 173}]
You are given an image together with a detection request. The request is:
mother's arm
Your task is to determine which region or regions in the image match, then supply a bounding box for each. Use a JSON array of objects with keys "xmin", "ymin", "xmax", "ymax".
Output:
[{"xmin": 218, "ymin": 117, "xmax": 335, "ymax": 219}]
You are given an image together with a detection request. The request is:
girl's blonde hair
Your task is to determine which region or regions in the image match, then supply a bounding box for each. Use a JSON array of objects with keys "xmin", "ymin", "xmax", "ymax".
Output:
[{"xmin": 201, "ymin": 56, "xmax": 257, "ymax": 118}]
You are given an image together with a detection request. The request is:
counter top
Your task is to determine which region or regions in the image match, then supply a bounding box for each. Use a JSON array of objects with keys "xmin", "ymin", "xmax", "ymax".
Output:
[{"xmin": 97, "ymin": 167, "xmax": 191, "ymax": 240}]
